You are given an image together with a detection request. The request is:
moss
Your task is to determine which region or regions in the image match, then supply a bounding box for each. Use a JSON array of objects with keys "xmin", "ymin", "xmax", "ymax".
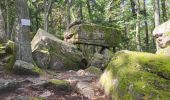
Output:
[
  {"xmin": 70, "ymin": 24, "xmax": 122, "ymax": 47},
  {"xmin": 4, "ymin": 41, "xmax": 16, "ymax": 71},
  {"xmin": 85, "ymin": 66, "xmax": 102, "ymax": 75},
  {"xmin": 100, "ymin": 50, "xmax": 170, "ymax": 99},
  {"xmin": 157, "ymin": 46, "xmax": 170, "ymax": 55},
  {"xmin": 165, "ymin": 32, "xmax": 170, "ymax": 35},
  {"xmin": 4, "ymin": 55, "xmax": 15, "ymax": 71},
  {"xmin": 31, "ymin": 66, "xmax": 43, "ymax": 75},
  {"xmin": 46, "ymin": 79, "xmax": 71, "ymax": 92}
]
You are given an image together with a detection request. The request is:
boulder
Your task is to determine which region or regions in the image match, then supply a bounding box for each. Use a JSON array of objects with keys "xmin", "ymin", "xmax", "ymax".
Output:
[
  {"xmin": 88, "ymin": 49, "xmax": 113, "ymax": 69},
  {"xmin": 30, "ymin": 79, "xmax": 71, "ymax": 93},
  {"xmin": 76, "ymin": 81, "xmax": 95, "ymax": 99},
  {"xmin": 0, "ymin": 79, "xmax": 19, "ymax": 93},
  {"xmin": 153, "ymin": 20, "xmax": 170, "ymax": 56},
  {"xmin": 84, "ymin": 66, "xmax": 102, "ymax": 76},
  {"xmin": 100, "ymin": 50, "xmax": 170, "ymax": 99},
  {"xmin": 13, "ymin": 60, "xmax": 41, "ymax": 75},
  {"xmin": 32, "ymin": 50, "xmax": 50, "ymax": 69},
  {"xmin": 31, "ymin": 29, "xmax": 86, "ymax": 70},
  {"xmin": 76, "ymin": 44, "xmax": 103, "ymax": 61},
  {"xmin": 64, "ymin": 24, "xmax": 121, "ymax": 47}
]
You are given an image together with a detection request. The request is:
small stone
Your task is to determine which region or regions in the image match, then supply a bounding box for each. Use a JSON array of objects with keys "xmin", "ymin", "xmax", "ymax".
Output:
[{"xmin": 76, "ymin": 81, "xmax": 95, "ymax": 99}]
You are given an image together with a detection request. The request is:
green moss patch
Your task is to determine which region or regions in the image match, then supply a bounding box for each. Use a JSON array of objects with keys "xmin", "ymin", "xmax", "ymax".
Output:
[
  {"xmin": 45, "ymin": 79, "xmax": 71, "ymax": 92},
  {"xmin": 85, "ymin": 66, "xmax": 102, "ymax": 75},
  {"xmin": 100, "ymin": 50, "xmax": 170, "ymax": 99}
]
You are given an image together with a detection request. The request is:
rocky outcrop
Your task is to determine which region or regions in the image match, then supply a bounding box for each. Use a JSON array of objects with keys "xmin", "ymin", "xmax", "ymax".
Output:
[
  {"xmin": 100, "ymin": 51, "xmax": 170, "ymax": 99},
  {"xmin": 64, "ymin": 24, "xmax": 121, "ymax": 47},
  {"xmin": 64, "ymin": 24, "xmax": 121, "ymax": 61},
  {"xmin": 153, "ymin": 20, "xmax": 170, "ymax": 56},
  {"xmin": 0, "ymin": 79, "xmax": 19, "ymax": 93},
  {"xmin": 88, "ymin": 49, "xmax": 113, "ymax": 69},
  {"xmin": 31, "ymin": 29, "xmax": 86, "ymax": 70}
]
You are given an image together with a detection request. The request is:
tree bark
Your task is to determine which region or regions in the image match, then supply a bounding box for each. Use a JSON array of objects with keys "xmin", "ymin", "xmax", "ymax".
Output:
[
  {"xmin": 130, "ymin": 0, "xmax": 136, "ymax": 16},
  {"xmin": 143, "ymin": 0, "xmax": 149, "ymax": 51},
  {"xmin": 86, "ymin": 0, "xmax": 93, "ymax": 22},
  {"xmin": 44, "ymin": 0, "xmax": 52, "ymax": 32},
  {"xmin": 0, "ymin": 8, "xmax": 7, "ymax": 42},
  {"xmin": 15, "ymin": 0, "xmax": 33, "ymax": 63},
  {"xmin": 5, "ymin": 0, "xmax": 10, "ymax": 39},
  {"xmin": 154, "ymin": 0, "xmax": 161, "ymax": 51},
  {"xmin": 77, "ymin": 1, "xmax": 83, "ymax": 21},
  {"xmin": 161, "ymin": 0, "xmax": 167, "ymax": 22},
  {"xmin": 66, "ymin": 0, "xmax": 71, "ymax": 30},
  {"xmin": 121, "ymin": 0, "xmax": 129, "ymax": 49},
  {"xmin": 136, "ymin": 0, "xmax": 141, "ymax": 51},
  {"xmin": 154, "ymin": 0, "xmax": 160, "ymax": 26}
]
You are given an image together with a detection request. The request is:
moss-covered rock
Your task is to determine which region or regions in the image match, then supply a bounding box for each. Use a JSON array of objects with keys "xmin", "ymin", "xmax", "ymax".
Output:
[
  {"xmin": 32, "ymin": 29, "xmax": 86, "ymax": 70},
  {"xmin": 64, "ymin": 24, "xmax": 121, "ymax": 47},
  {"xmin": 100, "ymin": 50, "xmax": 170, "ymax": 99},
  {"xmin": 85, "ymin": 66, "xmax": 102, "ymax": 75},
  {"xmin": 88, "ymin": 49, "xmax": 114, "ymax": 69},
  {"xmin": 45, "ymin": 79, "xmax": 71, "ymax": 92},
  {"xmin": 13, "ymin": 60, "xmax": 42, "ymax": 75}
]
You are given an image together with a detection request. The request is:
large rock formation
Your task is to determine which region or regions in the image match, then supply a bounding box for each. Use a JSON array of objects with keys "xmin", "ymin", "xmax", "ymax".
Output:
[
  {"xmin": 100, "ymin": 51, "xmax": 170, "ymax": 99},
  {"xmin": 153, "ymin": 20, "xmax": 170, "ymax": 56},
  {"xmin": 64, "ymin": 24, "xmax": 121, "ymax": 47},
  {"xmin": 31, "ymin": 29, "xmax": 86, "ymax": 70},
  {"xmin": 64, "ymin": 24, "xmax": 121, "ymax": 60}
]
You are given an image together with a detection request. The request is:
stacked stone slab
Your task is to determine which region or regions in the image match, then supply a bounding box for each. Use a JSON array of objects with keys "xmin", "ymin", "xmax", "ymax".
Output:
[{"xmin": 64, "ymin": 24, "xmax": 121, "ymax": 65}]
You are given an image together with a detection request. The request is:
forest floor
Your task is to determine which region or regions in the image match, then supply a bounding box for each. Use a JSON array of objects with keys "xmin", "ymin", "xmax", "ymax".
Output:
[{"xmin": 0, "ymin": 68, "xmax": 108, "ymax": 100}]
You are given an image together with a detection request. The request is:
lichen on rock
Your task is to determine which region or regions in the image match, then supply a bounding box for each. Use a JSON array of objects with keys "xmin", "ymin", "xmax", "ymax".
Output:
[{"xmin": 100, "ymin": 50, "xmax": 170, "ymax": 99}]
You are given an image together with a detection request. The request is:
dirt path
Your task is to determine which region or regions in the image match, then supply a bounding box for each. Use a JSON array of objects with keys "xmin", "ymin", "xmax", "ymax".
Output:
[{"xmin": 0, "ymin": 69, "xmax": 108, "ymax": 100}]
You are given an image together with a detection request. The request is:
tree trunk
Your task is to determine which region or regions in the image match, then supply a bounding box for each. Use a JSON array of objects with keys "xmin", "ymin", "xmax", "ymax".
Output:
[
  {"xmin": 130, "ymin": 0, "xmax": 136, "ymax": 16},
  {"xmin": 154, "ymin": 0, "xmax": 161, "ymax": 51},
  {"xmin": 0, "ymin": 8, "xmax": 7, "ymax": 42},
  {"xmin": 154, "ymin": 0, "xmax": 160, "ymax": 26},
  {"xmin": 143, "ymin": 0, "xmax": 149, "ymax": 51},
  {"xmin": 66, "ymin": 0, "xmax": 71, "ymax": 30},
  {"xmin": 5, "ymin": 0, "xmax": 10, "ymax": 39},
  {"xmin": 136, "ymin": 0, "xmax": 141, "ymax": 51},
  {"xmin": 77, "ymin": 1, "xmax": 83, "ymax": 21},
  {"xmin": 86, "ymin": 0, "xmax": 93, "ymax": 22},
  {"xmin": 44, "ymin": 0, "xmax": 52, "ymax": 32},
  {"xmin": 121, "ymin": 0, "xmax": 129, "ymax": 49},
  {"xmin": 15, "ymin": 0, "xmax": 33, "ymax": 64},
  {"xmin": 161, "ymin": 0, "xmax": 167, "ymax": 22}
]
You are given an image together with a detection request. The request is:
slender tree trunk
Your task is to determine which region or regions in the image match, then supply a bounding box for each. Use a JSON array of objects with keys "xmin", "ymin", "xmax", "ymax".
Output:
[
  {"xmin": 121, "ymin": 0, "xmax": 129, "ymax": 49},
  {"xmin": 154, "ymin": 0, "xmax": 160, "ymax": 26},
  {"xmin": 77, "ymin": 1, "xmax": 83, "ymax": 21},
  {"xmin": 161, "ymin": 0, "xmax": 167, "ymax": 22},
  {"xmin": 32, "ymin": 2, "xmax": 39, "ymax": 31},
  {"xmin": 5, "ymin": 0, "xmax": 10, "ymax": 39},
  {"xmin": 154, "ymin": 0, "xmax": 161, "ymax": 50},
  {"xmin": 143, "ymin": 0, "xmax": 149, "ymax": 51},
  {"xmin": 136, "ymin": 0, "xmax": 141, "ymax": 51},
  {"xmin": 14, "ymin": 0, "xmax": 33, "ymax": 63},
  {"xmin": 44, "ymin": 0, "xmax": 52, "ymax": 32},
  {"xmin": 0, "ymin": 8, "xmax": 7, "ymax": 42},
  {"xmin": 86, "ymin": 0, "xmax": 92, "ymax": 22},
  {"xmin": 66, "ymin": 0, "xmax": 71, "ymax": 30},
  {"xmin": 130, "ymin": 0, "xmax": 136, "ymax": 16}
]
